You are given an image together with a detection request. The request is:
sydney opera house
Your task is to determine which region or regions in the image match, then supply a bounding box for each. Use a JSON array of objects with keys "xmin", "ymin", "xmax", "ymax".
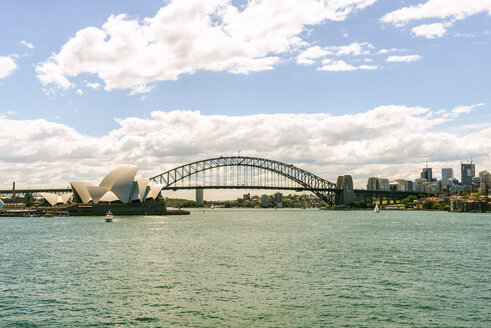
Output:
[{"xmin": 40, "ymin": 166, "xmax": 186, "ymax": 216}]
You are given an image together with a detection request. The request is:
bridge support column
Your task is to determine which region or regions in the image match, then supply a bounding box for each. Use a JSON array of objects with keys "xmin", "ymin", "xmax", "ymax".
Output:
[{"xmin": 335, "ymin": 175, "xmax": 354, "ymax": 206}]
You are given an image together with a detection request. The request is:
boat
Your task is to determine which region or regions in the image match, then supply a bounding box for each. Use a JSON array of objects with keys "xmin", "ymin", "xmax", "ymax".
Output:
[
  {"xmin": 374, "ymin": 204, "xmax": 380, "ymax": 213},
  {"xmin": 105, "ymin": 210, "xmax": 113, "ymax": 222}
]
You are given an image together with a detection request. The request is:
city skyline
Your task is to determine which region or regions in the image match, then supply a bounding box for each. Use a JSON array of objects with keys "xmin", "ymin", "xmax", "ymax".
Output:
[{"xmin": 0, "ymin": 0, "xmax": 490, "ymax": 195}]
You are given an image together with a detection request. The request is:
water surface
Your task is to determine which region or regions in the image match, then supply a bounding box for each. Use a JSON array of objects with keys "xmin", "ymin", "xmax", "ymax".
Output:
[{"xmin": 1, "ymin": 210, "xmax": 489, "ymax": 327}]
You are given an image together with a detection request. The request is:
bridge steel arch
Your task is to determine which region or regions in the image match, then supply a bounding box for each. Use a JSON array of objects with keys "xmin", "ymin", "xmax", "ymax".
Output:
[{"xmin": 150, "ymin": 156, "xmax": 336, "ymax": 204}]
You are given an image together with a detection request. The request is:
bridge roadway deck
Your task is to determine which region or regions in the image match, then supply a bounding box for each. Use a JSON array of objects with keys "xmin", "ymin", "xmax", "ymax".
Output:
[
  {"xmin": 0, "ymin": 186, "xmax": 426, "ymax": 200},
  {"xmin": 0, "ymin": 188, "xmax": 72, "ymax": 195},
  {"xmin": 164, "ymin": 185, "xmax": 426, "ymax": 198}
]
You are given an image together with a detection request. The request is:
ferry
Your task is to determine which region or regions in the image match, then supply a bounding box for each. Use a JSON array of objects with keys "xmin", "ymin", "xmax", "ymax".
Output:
[{"xmin": 105, "ymin": 210, "xmax": 113, "ymax": 222}]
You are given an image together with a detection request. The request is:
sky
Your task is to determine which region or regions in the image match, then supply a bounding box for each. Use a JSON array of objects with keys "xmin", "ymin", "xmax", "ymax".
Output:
[{"xmin": 0, "ymin": 0, "xmax": 490, "ymax": 198}]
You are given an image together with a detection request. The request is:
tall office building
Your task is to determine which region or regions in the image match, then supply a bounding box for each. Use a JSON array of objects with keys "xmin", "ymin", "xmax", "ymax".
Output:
[
  {"xmin": 421, "ymin": 167, "xmax": 433, "ymax": 182},
  {"xmin": 479, "ymin": 170, "xmax": 489, "ymax": 182},
  {"xmin": 195, "ymin": 188, "xmax": 204, "ymax": 205},
  {"xmin": 442, "ymin": 168, "xmax": 454, "ymax": 185},
  {"xmin": 367, "ymin": 177, "xmax": 389, "ymax": 191},
  {"xmin": 461, "ymin": 162, "xmax": 475, "ymax": 187}
]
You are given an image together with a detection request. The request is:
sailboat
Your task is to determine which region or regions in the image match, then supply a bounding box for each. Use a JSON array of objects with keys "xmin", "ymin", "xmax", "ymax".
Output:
[{"xmin": 374, "ymin": 204, "xmax": 380, "ymax": 213}]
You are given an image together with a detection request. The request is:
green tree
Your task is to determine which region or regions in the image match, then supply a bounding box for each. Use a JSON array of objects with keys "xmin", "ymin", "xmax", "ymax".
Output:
[{"xmin": 422, "ymin": 200, "xmax": 435, "ymax": 209}]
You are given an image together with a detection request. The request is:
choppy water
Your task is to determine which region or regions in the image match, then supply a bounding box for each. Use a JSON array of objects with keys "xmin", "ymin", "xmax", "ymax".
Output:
[{"xmin": 0, "ymin": 209, "xmax": 489, "ymax": 327}]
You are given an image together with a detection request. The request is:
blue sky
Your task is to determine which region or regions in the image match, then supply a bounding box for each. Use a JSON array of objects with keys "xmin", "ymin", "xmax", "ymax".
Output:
[{"xmin": 0, "ymin": 0, "xmax": 490, "ymax": 192}]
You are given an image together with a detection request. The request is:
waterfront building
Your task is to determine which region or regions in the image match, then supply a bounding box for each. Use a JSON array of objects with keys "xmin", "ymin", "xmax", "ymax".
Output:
[
  {"xmin": 442, "ymin": 168, "xmax": 454, "ymax": 186},
  {"xmin": 68, "ymin": 166, "xmax": 163, "ymax": 205},
  {"xmin": 40, "ymin": 192, "xmax": 72, "ymax": 206},
  {"xmin": 261, "ymin": 194, "xmax": 269, "ymax": 207},
  {"xmin": 196, "ymin": 188, "xmax": 204, "ymax": 205},
  {"xmin": 461, "ymin": 162, "xmax": 475, "ymax": 187}
]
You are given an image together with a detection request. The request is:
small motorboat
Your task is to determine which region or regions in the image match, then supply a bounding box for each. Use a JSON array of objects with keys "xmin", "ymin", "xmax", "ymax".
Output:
[
  {"xmin": 374, "ymin": 204, "xmax": 380, "ymax": 213},
  {"xmin": 105, "ymin": 210, "xmax": 113, "ymax": 222}
]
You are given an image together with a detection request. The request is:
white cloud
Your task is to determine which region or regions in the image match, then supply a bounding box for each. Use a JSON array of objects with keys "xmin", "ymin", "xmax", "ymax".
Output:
[
  {"xmin": 0, "ymin": 56, "xmax": 17, "ymax": 79},
  {"xmin": 76, "ymin": 89, "xmax": 83, "ymax": 96},
  {"xmin": 86, "ymin": 82, "xmax": 100, "ymax": 89},
  {"xmin": 382, "ymin": 0, "xmax": 491, "ymax": 26},
  {"xmin": 411, "ymin": 22, "xmax": 451, "ymax": 39},
  {"xmin": 296, "ymin": 46, "xmax": 331, "ymax": 65},
  {"xmin": 318, "ymin": 59, "xmax": 357, "ymax": 71},
  {"xmin": 441, "ymin": 103, "xmax": 484, "ymax": 118},
  {"xmin": 297, "ymin": 42, "xmax": 377, "ymax": 68},
  {"xmin": 2, "ymin": 103, "xmax": 488, "ymax": 189},
  {"xmin": 19, "ymin": 40, "xmax": 34, "ymax": 49},
  {"xmin": 377, "ymin": 48, "xmax": 402, "ymax": 54},
  {"xmin": 358, "ymin": 65, "xmax": 378, "ymax": 70},
  {"xmin": 36, "ymin": 0, "xmax": 377, "ymax": 94},
  {"xmin": 331, "ymin": 42, "xmax": 374, "ymax": 56},
  {"xmin": 387, "ymin": 55, "xmax": 422, "ymax": 63},
  {"xmin": 382, "ymin": 0, "xmax": 491, "ymax": 39},
  {"xmin": 318, "ymin": 59, "xmax": 378, "ymax": 71}
]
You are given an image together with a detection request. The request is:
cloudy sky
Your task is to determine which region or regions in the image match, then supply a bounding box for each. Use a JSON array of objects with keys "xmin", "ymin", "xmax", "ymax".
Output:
[{"xmin": 0, "ymin": 0, "xmax": 490, "ymax": 197}]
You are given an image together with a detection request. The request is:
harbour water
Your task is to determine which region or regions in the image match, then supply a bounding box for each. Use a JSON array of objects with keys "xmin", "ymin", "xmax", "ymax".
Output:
[{"xmin": 1, "ymin": 209, "xmax": 489, "ymax": 327}]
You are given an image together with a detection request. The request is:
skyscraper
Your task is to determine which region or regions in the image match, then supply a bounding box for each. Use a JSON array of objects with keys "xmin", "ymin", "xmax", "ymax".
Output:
[
  {"xmin": 461, "ymin": 162, "xmax": 475, "ymax": 187},
  {"xmin": 421, "ymin": 167, "xmax": 433, "ymax": 182},
  {"xmin": 442, "ymin": 168, "xmax": 454, "ymax": 185}
]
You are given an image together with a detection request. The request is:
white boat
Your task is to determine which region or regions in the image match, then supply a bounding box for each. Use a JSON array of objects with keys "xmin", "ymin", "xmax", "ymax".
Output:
[
  {"xmin": 374, "ymin": 204, "xmax": 380, "ymax": 213},
  {"xmin": 105, "ymin": 210, "xmax": 113, "ymax": 222}
]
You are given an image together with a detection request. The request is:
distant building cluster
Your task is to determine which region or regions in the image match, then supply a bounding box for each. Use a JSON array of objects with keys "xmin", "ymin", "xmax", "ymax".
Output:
[{"xmin": 366, "ymin": 161, "xmax": 490, "ymax": 196}]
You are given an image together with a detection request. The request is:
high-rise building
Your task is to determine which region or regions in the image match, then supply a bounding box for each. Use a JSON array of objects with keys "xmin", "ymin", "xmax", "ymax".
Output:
[
  {"xmin": 367, "ymin": 177, "xmax": 379, "ymax": 190},
  {"xmin": 442, "ymin": 168, "xmax": 453, "ymax": 185},
  {"xmin": 421, "ymin": 167, "xmax": 433, "ymax": 182},
  {"xmin": 195, "ymin": 188, "xmax": 204, "ymax": 205},
  {"xmin": 461, "ymin": 162, "xmax": 475, "ymax": 187},
  {"xmin": 366, "ymin": 177, "xmax": 390, "ymax": 191},
  {"xmin": 479, "ymin": 170, "xmax": 489, "ymax": 182},
  {"xmin": 480, "ymin": 171, "xmax": 491, "ymax": 194}
]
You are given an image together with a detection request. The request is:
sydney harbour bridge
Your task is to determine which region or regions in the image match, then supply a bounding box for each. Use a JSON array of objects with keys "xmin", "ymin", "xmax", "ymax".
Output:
[{"xmin": 1, "ymin": 156, "xmax": 424, "ymax": 205}]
